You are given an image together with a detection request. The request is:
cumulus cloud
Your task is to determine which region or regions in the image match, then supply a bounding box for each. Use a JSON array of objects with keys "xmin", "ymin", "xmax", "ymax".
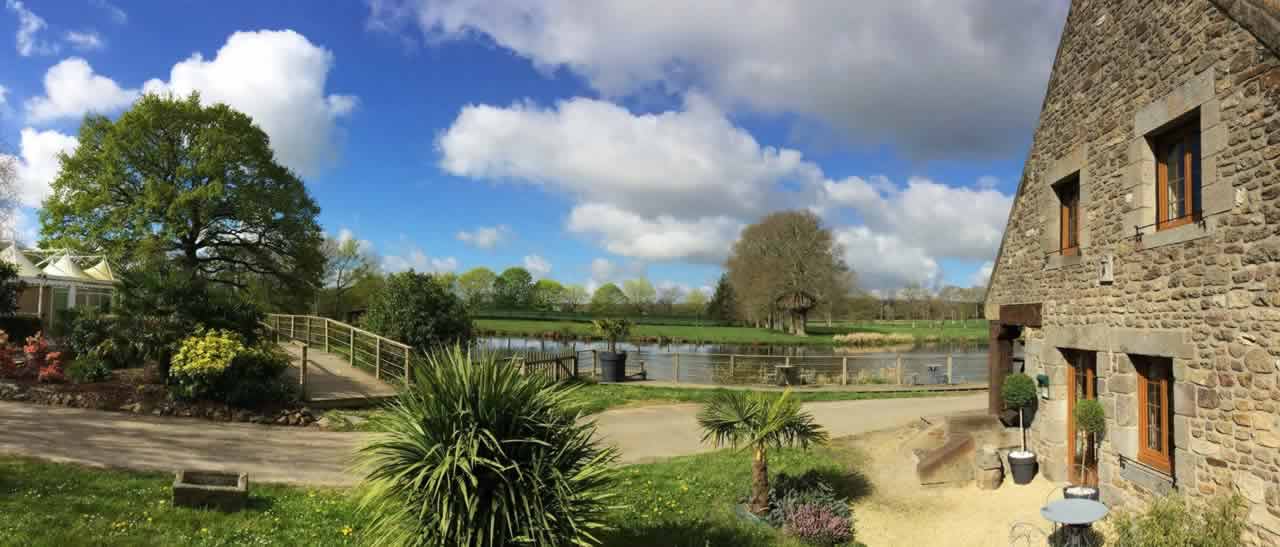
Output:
[
  {"xmin": 25, "ymin": 58, "xmax": 138, "ymax": 122},
  {"xmin": 332, "ymin": 227, "xmax": 374, "ymax": 253},
  {"xmin": 565, "ymin": 203, "xmax": 741, "ymax": 264},
  {"xmin": 64, "ymin": 30, "xmax": 105, "ymax": 51},
  {"xmin": 969, "ymin": 261, "xmax": 994, "ymax": 288},
  {"xmin": 6, "ymin": 0, "xmax": 57, "ymax": 56},
  {"xmin": 0, "ymin": 208, "xmax": 38, "ymax": 245},
  {"xmin": 834, "ymin": 227, "xmax": 939, "ymax": 291},
  {"xmin": 4, "ymin": 127, "xmax": 79, "ymax": 208},
  {"xmin": 142, "ymin": 30, "xmax": 357, "ymax": 177},
  {"xmin": 523, "ymin": 254, "xmax": 551, "ymax": 278},
  {"xmin": 374, "ymin": 0, "xmax": 1065, "ymax": 159},
  {"xmin": 456, "ymin": 224, "xmax": 509, "ymax": 249},
  {"xmin": 0, "ymin": 85, "xmax": 9, "ymax": 116},
  {"xmin": 382, "ymin": 246, "xmax": 458, "ymax": 274},
  {"xmin": 820, "ymin": 175, "xmax": 1012, "ymax": 261}
]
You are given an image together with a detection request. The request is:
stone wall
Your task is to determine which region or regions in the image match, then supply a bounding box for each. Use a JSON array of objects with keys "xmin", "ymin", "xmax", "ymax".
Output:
[{"xmin": 985, "ymin": 0, "xmax": 1280, "ymax": 543}]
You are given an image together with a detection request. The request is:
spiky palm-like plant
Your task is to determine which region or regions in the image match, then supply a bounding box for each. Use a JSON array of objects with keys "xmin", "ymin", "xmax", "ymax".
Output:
[
  {"xmin": 696, "ymin": 389, "xmax": 829, "ymax": 516},
  {"xmin": 354, "ymin": 346, "xmax": 618, "ymax": 547}
]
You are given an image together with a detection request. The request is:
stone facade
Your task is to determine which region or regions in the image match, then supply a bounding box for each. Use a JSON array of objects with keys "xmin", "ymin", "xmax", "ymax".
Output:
[{"xmin": 985, "ymin": 0, "xmax": 1280, "ymax": 544}]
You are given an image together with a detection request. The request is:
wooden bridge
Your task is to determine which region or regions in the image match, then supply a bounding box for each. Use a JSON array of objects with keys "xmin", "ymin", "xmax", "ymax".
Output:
[{"xmin": 264, "ymin": 314, "xmax": 580, "ymax": 408}]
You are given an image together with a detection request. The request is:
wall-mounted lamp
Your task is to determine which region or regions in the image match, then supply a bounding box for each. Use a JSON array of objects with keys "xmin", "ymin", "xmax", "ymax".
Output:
[{"xmin": 1036, "ymin": 374, "xmax": 1051, "ymax": 400}]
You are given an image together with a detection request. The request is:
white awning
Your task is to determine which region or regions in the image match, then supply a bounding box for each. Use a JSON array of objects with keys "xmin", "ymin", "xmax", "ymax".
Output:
[
  {"xmin": 43, "ymin": 255, "xmax": 91, "ymax": 280},
  {"xmin": 0, "ymin": 244, "xmax": 42, "ymax": 277},
  {"xmin": 84, "ymin": 260, "xmax": 115, "ymax": 282}
]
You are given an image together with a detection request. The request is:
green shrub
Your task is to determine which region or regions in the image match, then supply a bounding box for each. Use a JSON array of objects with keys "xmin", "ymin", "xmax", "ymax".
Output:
[
  {"xmin": 355, "ymin": 346, "xmax": 617, "ymax": 547},
  {"xmin": 67, "ymin": 355, "xmax": 113, "ymax": 384},
  {"xmin": 362, "ymin": 271, "xmax": 473, "ymax": 353},
  {"xmin": 169, "ymin": 329, "xmax": 246, "ymax": 400},
  {"xmin": 1107, "ymin": 494, "xmax": 1247, "ymax": 547},
  {"xmin": 1074, "ymin": 399, "xmax": 1106, "ymax": 436},
  {"xmin": 66, "ymin": 310, "xmax": 116, "ymax": 359},
  {"xmin": 217, "ymin": 345, "xmax": 294, "ymax": 407},
  {"xmin": 1001, "ymin": 373, "xmax": 1037, "ymax": 409}
]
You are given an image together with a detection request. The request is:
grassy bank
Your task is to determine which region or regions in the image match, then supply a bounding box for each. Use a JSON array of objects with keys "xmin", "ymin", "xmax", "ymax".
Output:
[
  {"xmin": 474, "ymin": 318, "xmax": 987, "ymax": 346},
  {"xmin": 321, "ymin": 382, "xmax": 965, "ymax": 431},
  {"xmin": 0, "ymin": 440, "xmax": 870, "ymax": 546}
]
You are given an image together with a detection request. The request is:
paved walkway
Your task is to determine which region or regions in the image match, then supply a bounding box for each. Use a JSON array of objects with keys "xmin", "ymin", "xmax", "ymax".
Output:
[{"xmin": 0, "ymin": 394, "xmax": 986, "ymax": 487}]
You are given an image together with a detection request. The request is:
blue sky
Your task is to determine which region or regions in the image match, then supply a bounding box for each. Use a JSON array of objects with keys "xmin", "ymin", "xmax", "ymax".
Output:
[{"xmin": 0, "ymin": 0, "xmax": 1070, "ymax": 296}]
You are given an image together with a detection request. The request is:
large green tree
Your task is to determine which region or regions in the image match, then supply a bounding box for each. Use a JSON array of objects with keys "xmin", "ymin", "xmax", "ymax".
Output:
[
  {"xmin": 532, "ymin": 278, "xmax": 566, "ymax": 311},
  {"xmin": 458, "ymin": 267, "xmax": 497, "ymax": 309},
  {"xmin": 320, "ymin": 232, "xmax": 378, "ymax": 318},
  {"xmin": 725, "ymin": 210, "xmax": 845, "ymax": 335},
  {"xmin": 706, "ymin": 274, "xmax": 738, "ymax": 322},
  {"xmin": 493, "ymin": 267, "xmax": 534, "ymax": 309},
  {"xmin": 621, "ymin": 278, "xmax": 656, "ymax": 313},
  {"xmin": 363, "ymin": 271, "xmax": 473, "ymax": 353},
  {"xmin": 0, "ymin": 261, "xmax": 20, "ymax": 317},
  {"xmin": 589, "ymin": 283, "xmax": 627, "ymax": 315},
  {"xmin": 39, "ymin": 93, "xmax": 324, "ymax": 300}
]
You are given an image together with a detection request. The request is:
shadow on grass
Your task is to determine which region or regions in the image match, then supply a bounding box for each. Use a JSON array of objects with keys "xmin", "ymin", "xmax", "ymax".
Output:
[
  {"xmin": 599, "ymin": 520, "xmax": 777, "ymax": 547},
  {"xmin": 246, "ymin": 496, "xmax": 275, "ymax": 512}
]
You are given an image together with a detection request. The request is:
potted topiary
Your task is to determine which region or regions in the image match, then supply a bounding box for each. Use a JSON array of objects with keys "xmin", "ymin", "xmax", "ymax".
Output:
[
  {"xmin": 1002, "ymin": 373, "xmax": 1038, "ymax": 485},
  {"xmin": 592, "ymin": 319, "xmax": 632, "ymax": 382},
  {"xmin": 1065, "ymin": 399, "xmax": 1105, "ymax": 500}
]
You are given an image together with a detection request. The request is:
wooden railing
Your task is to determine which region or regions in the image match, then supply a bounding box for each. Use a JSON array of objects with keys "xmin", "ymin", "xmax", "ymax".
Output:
[{"xmin": 266, "ymin": 314, "xmax": 416, "ymax": 385}]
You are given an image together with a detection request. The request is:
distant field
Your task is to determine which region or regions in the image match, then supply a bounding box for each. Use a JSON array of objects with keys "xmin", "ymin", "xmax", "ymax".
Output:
[{"xmin": 473, "ymin": 318, "xmax": 987, "ymax": 345}]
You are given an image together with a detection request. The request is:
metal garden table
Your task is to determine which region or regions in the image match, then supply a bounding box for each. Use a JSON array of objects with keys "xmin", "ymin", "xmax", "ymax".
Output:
[{"xmin": 1040, "ymin": 498, "xmax": 1108, "ymax": 547}]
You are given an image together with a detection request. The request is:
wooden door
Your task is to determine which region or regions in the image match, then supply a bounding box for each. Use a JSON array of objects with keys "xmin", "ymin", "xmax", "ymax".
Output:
[{"xmin": 1066, "ymin": 350, "xmax": 1097, "ymax": 484}]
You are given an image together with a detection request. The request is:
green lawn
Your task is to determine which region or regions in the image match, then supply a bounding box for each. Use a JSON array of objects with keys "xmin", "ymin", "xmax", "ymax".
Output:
[
  {"xmin": 321, "ymin": 382, "xmax": 962, "ymax": 431},
  {"xmin": 474, "ymin": 318, "xmax": 987, "ymax": 346},
  {"xmin": 0, "ymin": 439, "xmax": 870, "ymax": 547}
]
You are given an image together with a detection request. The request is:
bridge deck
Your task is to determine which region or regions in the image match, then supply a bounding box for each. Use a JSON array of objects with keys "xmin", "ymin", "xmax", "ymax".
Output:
[{"xmin": 281, "ymin": 343, "xmax": 399, "ymax": 409}]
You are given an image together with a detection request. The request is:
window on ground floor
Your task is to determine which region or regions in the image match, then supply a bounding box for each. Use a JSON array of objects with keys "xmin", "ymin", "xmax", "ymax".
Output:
[{"xmin": 1134, "ymin": 355, "xmax": 1174, "ymax": 474}]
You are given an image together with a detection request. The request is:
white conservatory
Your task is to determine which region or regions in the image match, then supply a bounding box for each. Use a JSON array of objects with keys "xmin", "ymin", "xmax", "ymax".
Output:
[{"xmin": 1, "ymin": 242, "xmax": 118, "ymax": 331}]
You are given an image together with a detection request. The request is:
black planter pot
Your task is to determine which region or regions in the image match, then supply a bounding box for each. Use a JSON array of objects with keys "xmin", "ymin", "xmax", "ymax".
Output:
[
  {"xmin": 599, "ymin": 351, "xmax": 627, "ymax": 383},
  {"xmin": 1063, "ymin": 485, "xmax": 1100, "ymax": 501},
  {"xmin": 1008, "ymin": 451, "xmax": 1038, "ymax": 485}
]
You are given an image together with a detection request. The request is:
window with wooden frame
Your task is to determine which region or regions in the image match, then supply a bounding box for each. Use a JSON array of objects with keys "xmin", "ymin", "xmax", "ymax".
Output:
[
  {"xmin": 1134, "ymin": 356, "xmax": 1174, "ymax": 474},
  {"xmin": 1155, "ymin": 118, "xmax": 1201, "ymax": 231},
  {"xmin": 1055, "ymin": 175, "xmax": 1081, "ymax": 255}
]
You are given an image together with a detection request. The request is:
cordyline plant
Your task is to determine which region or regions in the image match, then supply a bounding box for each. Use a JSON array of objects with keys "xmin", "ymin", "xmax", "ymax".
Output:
[
  {"xmin": 354, "ymin": 346, "xmax": 618, "ymax": 547},
  {"xmin": 697, "ymin": 389, "xmax": 829, "ymax": 516}
]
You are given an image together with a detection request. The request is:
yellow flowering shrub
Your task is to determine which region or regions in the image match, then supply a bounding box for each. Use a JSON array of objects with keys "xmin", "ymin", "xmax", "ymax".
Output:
[{"xmin": 169, "ymin": 329, "xmax": 245, "ymax": 399}]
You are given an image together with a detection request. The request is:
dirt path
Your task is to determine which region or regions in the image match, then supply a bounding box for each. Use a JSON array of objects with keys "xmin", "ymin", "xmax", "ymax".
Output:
[
  {"xmin": 850, "ymin": 426, "xmax": 1061, "ymax": 547},
  {"xmin": 0, "ymin": 393, "xmax": 985, "ymax": 486}
]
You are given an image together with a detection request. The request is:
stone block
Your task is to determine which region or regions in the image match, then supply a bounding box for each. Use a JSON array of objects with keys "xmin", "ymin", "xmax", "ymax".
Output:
[
  {"xmin": 1113, "ymin": 426, "xmax": 1138, "ymax": 459},
  {"xmin": 1174, "ymin": 382, "xmax": 1198, "ymax": 417},
  {"xmin": 173, "ymin": 470, "xmax": 249, "ymax": 512},
  {"xmin": 1119, "ymin": 458, "xmax": 1176, "ymax": 495},
  {"xmin": 1245, "ymin": 348, "xmax": 1275, "ymax": 374},
  {"xmin": 1117, "ymin": 394, "xmax": 1137, "ymax": 427},
  {"xmin": 975, "ymin": 467, "xmax": 1004, "ymax": 490},
  {"xmin": 1110, "ymin": 373, "xmax": 1136, "ymax": 393},
  {"xmin": 1235, "ymin": 471, "xmax": 1268, "ymax": 504}
]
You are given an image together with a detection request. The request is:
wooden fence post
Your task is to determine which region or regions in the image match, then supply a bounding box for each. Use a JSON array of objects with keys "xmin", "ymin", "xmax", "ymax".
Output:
[
  {"xmin": 946, "ymin": 354, "xmax": 954, "ymax": 385},
  {"xmin": 299, "ymin": 343, "xmax": 308, "ymax": 402},
  {"xmin": 674, "ymin": 353, "xmax": 680, "ymax": 383},
  {"xmin": 290, "ymin": 315, "xmax": 296, "ymax": 340},
  {"xmin": 405, "ymin": 348, "xmax": 411, "ymax": 385},
  {"xmin": 842, "ymin": 357, "xmax": 848, "ymax": 386},
  {"xmin": 572, "ymin": 354, "xmax": 579, "ymax": 377},
  {"xmin": 729, "ymin": 354, "xmax": 736, "ymax": 377},
  {"xmin": 375, "ymin": 337, "xmax": 382, "ymax": 380},
  {"xmin": 349, "ymin": 328, "xmax": 356, "ymax": 366},
  {"xmin": 324, "ymin": 319, "xmax": 330, "ymax": 353},
  {"xmin": 592, "ymin": 350, "xmax": 599, "ymax": 377},
  {"xmin": 896, "ymin": 354, "xmax": 903, "ymax": 385}
]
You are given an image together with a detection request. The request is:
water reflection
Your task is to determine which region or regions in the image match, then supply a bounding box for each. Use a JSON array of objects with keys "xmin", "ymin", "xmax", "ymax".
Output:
[{"xmin": 478, "ymin": 336, "xmax": 990, "ymax": 386}]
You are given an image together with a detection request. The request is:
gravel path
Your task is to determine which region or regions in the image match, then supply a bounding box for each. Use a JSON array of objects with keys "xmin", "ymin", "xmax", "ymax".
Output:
[{"xmin": 0, "ymin": 393, "xmax": 985, "ymax": 486}]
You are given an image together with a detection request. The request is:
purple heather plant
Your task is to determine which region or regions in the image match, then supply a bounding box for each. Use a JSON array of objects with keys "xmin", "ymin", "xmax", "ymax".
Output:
[{"xmin": 783, "ymin": 502, "xmax": 854, "ymax": 546}]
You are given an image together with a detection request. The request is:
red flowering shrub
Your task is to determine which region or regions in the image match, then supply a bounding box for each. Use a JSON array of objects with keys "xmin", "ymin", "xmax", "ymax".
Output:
[{"xmin": 37, "ymin": 363, "xmax": 65, "ymax": 383}]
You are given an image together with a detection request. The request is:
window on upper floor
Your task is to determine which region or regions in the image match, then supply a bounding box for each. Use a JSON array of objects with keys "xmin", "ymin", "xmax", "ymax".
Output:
[
  {"xmin": 1155, "ymin": 118, "xmax": 1201, "ymax": 231},
  {"xmin": 1055, "ymin": 175, "xmax": 1080, "ymax": 256},
  {"xmin": 1134, "ymin": 355, "xmax": 1174, "ymax": 474}
]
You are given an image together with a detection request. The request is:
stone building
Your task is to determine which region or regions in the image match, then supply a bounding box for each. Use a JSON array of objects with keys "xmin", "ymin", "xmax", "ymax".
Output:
[{"xmin": 983, "ymin": 0, "xmax": 1280, "ymax": 542}]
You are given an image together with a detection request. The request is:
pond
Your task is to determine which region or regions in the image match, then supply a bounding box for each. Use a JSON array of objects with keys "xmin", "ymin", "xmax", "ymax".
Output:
[{"xmin": 478, "ymin": 336, "xmax": 990, "ymax": 386}]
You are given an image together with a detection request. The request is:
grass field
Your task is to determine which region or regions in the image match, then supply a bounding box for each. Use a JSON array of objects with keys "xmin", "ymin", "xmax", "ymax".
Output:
[
  {"xmin": 474, "ymin": 317, "xmax": 988, "ymax": 346},
  {"xmin": 0, "ymin": 440, "xmax": 870, "ymax": 546},
  {"xmin": 321, "ymin": 382, "xmax": 960, "ymax": 431}
]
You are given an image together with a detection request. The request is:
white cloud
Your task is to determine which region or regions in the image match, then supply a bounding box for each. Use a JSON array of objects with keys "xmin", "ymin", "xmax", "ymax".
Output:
[
  {"xmin": 821, "ymin": 176, "xmax": 1012, "ymax": 261},
  {"xmin": 64, "ymin": 30, "xmax": 105, "ymax": 51},
  {"xmin": 375, "ymin": 0, "xmax": 1065, "ymax": 159},
  {"xmin": 0, "ymin": 84, "xmax": 8, "ymax": 116},
  {"xmin": 91, "ymin": 0, "xmax": 127, "ymax": 24},
  {"xmin": 834, "ymin": 226, "xmax": 939, "ymax": 292},
  {"xmin": 6, "ymin": 0, "xmax": 57, "ymax": 56},
  {"xmin": 332, "ymin": 227, "xmax": 374, "ymax": 253},
  {"xmin": 142, "ymin": 30, "xmax": 357, "ymax": 177},
  {"xmin": 382, "ymin": 247, "xmax": 458, "ymax": 274},
  {"xmin": 566, "ymin": 203, "xmax": 741, "ymax": 263},
  {"xmin": 969, "ymin": 261, "xmax": 994, "ymax": 288},
  {"xmin": 4, "ymin": 127, "xmax": 79, "ymax": 208},
  {"xmin": 523, "ymin": 254, "xmax": 551, "ymax": 278},
  {"xmin": 0, "ymin": 208, "xmax": 37, "ymax": 246},
  {"xmin": 456, "ymin": 224, "xmax": 509, "ymax": 249},
  {"xmin": 25, "ymin": 57, "xmax": 138, "ymax": 123}
]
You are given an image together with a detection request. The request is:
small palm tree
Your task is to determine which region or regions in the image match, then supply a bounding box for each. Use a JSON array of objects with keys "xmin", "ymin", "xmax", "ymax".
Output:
[
  {"xmin": 354, "ymin": 346, "xmax": 618, "ymax": 547},
  {"xmin": 697, "ymin": 389, "xmax": 829, "ymax": 515}
]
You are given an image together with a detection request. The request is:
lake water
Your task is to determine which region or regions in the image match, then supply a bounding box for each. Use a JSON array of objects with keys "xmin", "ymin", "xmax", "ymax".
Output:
[{"xmin": 478, "ymin": 336, "xmax": 990, "ymax": 386}]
